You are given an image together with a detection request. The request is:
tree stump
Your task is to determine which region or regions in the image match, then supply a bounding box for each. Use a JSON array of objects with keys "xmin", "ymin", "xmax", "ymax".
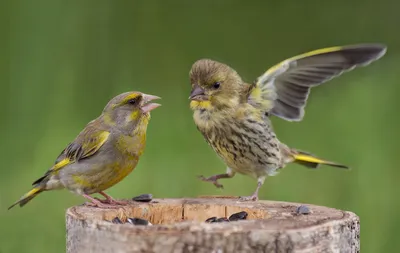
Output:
[{"xmin": 66, "ymin": 196, "xmax": 360, "ymax": 253}]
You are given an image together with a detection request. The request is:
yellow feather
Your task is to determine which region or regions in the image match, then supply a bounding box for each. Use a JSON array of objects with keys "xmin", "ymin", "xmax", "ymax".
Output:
[
  {"xmin": 190, "ymin": 100, "xmax": 212, "ymax": 110},
  {"xmin": 50, "ymin": 131, "xmax": 110, "ymax": 175},
  {"xmin": 103, "ymin": 113, "xmax": 116, "ymax": 126},
  {"xmin": 265, "ymin": 46, "xmax": 343, "ymax": 77},
  {"xmin": 53, "ymin": 158, "xmax": 71, "ymax": 171},
  {"xmin": 26, "ymin": 187, "xmax": 41, "ymax": 197},
  {"xmin": 81, "ymin": 131, "xmax": 110, "ymax": 157},
  {"xmin": 98, "ymin": 159, "xmax": 138, "ymax": 191},
  {"xmin": 250, "ymin": 86, "xmax": 262, "ymax": 98},
  {"xmin": 130, "ymin": 110, "xmax": 140, "ymax": 120},
  {"xmin": 8, "ymin": 187, "xmax": 42, "ymax": 209},
  {"xmin": 290, "ymin": 46, "xmax": 343, "ymax": 60},
  {"xmin": 293, "ymin": 153, "xmax": 349, "ymax": 169},
  {"xmin": 120, "ymin": 93, "xmax": 141, "ymax": 106},
  {"xmin": 293, "ymin": 154, "xmax": 327, "ymax": 164},
  {"xmin": 72, "ymin": 175, "xmax": 93, "ymax": 188}
]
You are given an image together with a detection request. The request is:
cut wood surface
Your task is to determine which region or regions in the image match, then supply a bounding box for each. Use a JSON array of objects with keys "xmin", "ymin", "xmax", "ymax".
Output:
[{"xmin": 66, "ymin": 196, "xmax": 360, "ymax": 253}]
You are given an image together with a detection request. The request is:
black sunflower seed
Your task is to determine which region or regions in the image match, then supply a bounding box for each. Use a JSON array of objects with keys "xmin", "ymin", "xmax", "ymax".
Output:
[
  {"xmin": 228, "ymin": 211, "xmax": 248, "ymax": 221},
  {"xmin": 112, "ymin": 217, "xmax": 123, "ymax": 224},
  {"xmin": 127, "ymin": 217, "xmax": 151, "ymax": 226},
  {"xmin": 132, "ymin": 194, "xmax": 153, "ymax": 202},
  {"xmin": 296, "ymin": 205, "xmax": 311, "ymax": 215},
  {"xmin": 215, "ymin": 217, "xmax": 230, "ymax": 222},
  {"xmin": 205, "ymin": 217, "xmax": 217, "ymax": 223}
]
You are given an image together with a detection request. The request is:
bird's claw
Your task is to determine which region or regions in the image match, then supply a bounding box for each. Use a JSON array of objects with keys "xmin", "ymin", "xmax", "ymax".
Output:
[
  {"xmin": 197, "ymin": 175, "xmax": 207, "ymax": 180},
  {"xmin": 108, "ymin": 199, "xmax": 129, "ymax": 205},
  {"xmin": 94, "ymin": 197, "xmax": 129, "ymax": 205},
  {"xmin": 213, "ymin": 182, "xmax": 224, "ymax": 189},
  {"xmin": 198, "ymin": 175, "xmax": 224, "ymax": 189},
  {"xmin": 84, "ymin": 201, "xmax": 120, "ymax": 209}
]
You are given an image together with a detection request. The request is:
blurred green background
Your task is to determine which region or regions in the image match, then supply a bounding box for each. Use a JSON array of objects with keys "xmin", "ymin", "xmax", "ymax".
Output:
[{"xmin": 1, "ymin": 0, "xmax": 398, "ymax": 252}]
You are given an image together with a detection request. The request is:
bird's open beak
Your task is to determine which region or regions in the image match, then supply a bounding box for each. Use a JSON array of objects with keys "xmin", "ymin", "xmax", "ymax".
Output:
[
  {"xmin": 141, "ymin": 94, "xmax": 161, "ymax": 113},
  {"xmin": 189, "ymin": 85, "xmax": 207, "ymax": 101}
]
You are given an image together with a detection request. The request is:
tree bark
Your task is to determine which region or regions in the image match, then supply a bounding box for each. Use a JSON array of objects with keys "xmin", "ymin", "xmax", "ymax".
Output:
[{"xmin": 66, "ymin": 196, "xmax": 360, "ymax": 253}]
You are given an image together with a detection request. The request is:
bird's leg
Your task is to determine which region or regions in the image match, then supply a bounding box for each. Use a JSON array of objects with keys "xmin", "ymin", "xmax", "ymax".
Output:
[
  {"xmin": 97, "ymin": 191, "xmax": 129, "ymax": 205},
  {"xmin": 239, "ymin": 176, "xmax": 266, "ymax": 201},
  {"xmin": 82, "ymin": 194, "xmax": 120, "ymax": 209},
  {"xmin": 198, "ymin": 167, "xmax": 236, "ymax": 189}
]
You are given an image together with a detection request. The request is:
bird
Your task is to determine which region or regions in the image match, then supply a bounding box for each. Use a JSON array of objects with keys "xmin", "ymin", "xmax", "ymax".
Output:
[
  {"xmin": 188, "ymin": 44, "xmax": 386, "ymax": 201},
  {"xmin": 9, "ymin": 91, "xmax": 161, "ymax": 209}
]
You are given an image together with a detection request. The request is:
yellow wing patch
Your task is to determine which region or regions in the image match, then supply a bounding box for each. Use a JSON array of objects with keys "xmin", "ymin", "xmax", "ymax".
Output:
[
  {"xmin": 52, "ymin": 158, "xmax": 71, "ymax": 172},
  {"xmin": 50, "ymin": 131, "xmax": 110, "ymax": 174},
  {"xmin": 80, "ymin": 131, "xmax": 110, "ymax": 159}
]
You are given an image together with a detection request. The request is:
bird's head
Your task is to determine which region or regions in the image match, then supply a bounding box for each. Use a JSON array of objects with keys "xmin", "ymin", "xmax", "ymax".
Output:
[
  {"xmin": 189, "ymin": 59, "xmax": 243, "ymax": 112},
  {"xmin": 103, "ymin": 91, "xmax": 161, "ymax": 133}
]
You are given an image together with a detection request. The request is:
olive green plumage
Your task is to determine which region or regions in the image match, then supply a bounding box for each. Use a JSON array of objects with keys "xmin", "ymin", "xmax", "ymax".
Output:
[
  {"xmin": 189, "ymin": 44, "xmax": 386, "ymax": 200},
  {"xmin": 9, "ymin": 91, "xmax": 160, "ymax": 209}
]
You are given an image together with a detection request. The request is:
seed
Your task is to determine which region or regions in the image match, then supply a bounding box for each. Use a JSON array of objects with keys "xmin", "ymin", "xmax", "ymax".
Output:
[
  {"xmin": 112, "ymin": 217, "xmax": 123, "ymax": 224},
  {"xmin": 215, "ymin": 217, "xmax": 229, "ymax": 222},
  {"xmin": 296, "ymin": 205, "xmax": 310, "ymax": 215},
  {"xmin": 205, "ymin": 217, "xmax": 217, "ymax": 223},
  {"xmin": 127, "ymin": 217, "xmax": 152, "ymax": 226},
  {"xmin": 228, "ymin": 211, "xmax": 248, "ymax": 221},
  {"xmin": 132, "ymin": 194, "xmax": 153, "ymax": 202}
]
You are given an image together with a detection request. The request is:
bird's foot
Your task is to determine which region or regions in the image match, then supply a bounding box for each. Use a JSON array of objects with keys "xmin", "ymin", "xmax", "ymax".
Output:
[
  {"xmin": 94, "ymin": 197, "xmax": 129, "ymax": 205},
  {"xmin": 239, "ymin": 178, "xmax": 263, "ymax": 201},
  {"xmin": 84, "ymin": 200, "xmax": 121, "ymax": 209},
  {"xmin": 239, "ymin": 194, "xmax": 258, "ymax": 201},
  {"xmin": 82, "ymin": 193, "xmax": 127, "ymax": 208},
  {"xmin": 97, "ymin": 191, "xmax": 129, "ymax": 205},
  {"xmin": 108, "ymin": 199, "xmax": 129, "ymax": 205},
  {"xmin": 198, "ymin": 175, "xmax": 224, "ymax": 189}
]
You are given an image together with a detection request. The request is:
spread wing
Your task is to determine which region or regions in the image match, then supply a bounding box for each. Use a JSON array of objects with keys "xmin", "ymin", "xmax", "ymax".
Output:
[
  {"xmin": 247, "ymin": 44, "xmax": 386, "ymax": 121},
  {"xmin": 32, "ymin": 121, "xmax": 110, "ymax": 185}
]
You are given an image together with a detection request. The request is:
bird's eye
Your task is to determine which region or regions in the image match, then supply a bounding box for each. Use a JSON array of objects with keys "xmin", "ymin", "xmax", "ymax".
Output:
[
  {"xmin": 213, "ymin": 82, "xmax": 221, "ymax": 89},
  {"xmin": 127, "ymin": 98, "xmax": 138, "ymax": 105}
]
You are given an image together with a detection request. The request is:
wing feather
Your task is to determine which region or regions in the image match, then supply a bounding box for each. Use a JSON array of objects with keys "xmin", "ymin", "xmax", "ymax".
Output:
[
  {"xmin": 248, "ymin": 44, "xmax": 387, "ymax": 121},
  {"xmin": 31, "ymin": 123, "xmax": 110, "ymax": 186}
]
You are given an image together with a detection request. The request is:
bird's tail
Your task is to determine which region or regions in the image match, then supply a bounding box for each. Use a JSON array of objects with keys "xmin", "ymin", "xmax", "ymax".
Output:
[
  {"xmin": 292, "ymin": 149, "xmax": 349, "ymax": 169},
  {"xmin": 8, "ymin": 186, "xmax": 44, "ymax": 210}
]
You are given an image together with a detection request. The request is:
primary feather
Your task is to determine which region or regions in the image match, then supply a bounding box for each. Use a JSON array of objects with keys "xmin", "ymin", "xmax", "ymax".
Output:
[{"xmin": 248, "ymin": 44, "xmax": 387, "ymax": 121}]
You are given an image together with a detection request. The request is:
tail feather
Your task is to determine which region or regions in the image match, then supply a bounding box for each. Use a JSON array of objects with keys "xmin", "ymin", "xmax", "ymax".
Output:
[
  {"xmin": 292, "ymin": 150, "xmax": 349, "ymax": 169},
  {"xmin": 8, "ymin": 187, "xmax": 43, "ymax": 210}
]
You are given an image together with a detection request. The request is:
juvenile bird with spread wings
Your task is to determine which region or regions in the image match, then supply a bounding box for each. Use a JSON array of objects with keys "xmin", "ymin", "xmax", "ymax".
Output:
[
  {"xmin": 189, "ymin": 44, "xmax": 386, "ymax": 201},
  {"xmin": 9, "ymin": 91, "xmax": 160, "ymax": 209}
]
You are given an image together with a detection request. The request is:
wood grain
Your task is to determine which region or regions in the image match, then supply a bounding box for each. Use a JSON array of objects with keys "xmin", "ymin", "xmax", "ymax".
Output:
[{"xmin": 66, "ymin": 197, "xmax": 360, "ymax": 253}]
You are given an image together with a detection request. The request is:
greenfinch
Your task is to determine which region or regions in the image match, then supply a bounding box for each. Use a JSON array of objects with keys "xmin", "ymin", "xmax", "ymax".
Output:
[
  {"xmin": 189, "ymin": 44, "xmax": 386, "ymax": 201},
  {"xmin": 9, "ymin": 91, "xmax": 160, "ymax": 209}
]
